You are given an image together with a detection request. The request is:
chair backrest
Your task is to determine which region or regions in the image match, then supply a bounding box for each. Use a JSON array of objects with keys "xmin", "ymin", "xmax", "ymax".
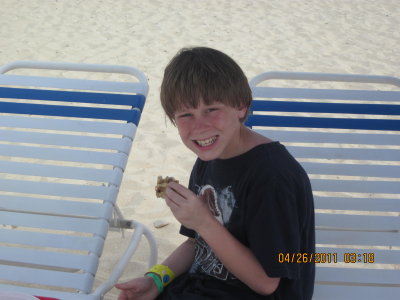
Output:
[
  {"xmin": 246, "ymin": 71, "xmax": 400, "ymax": 300},
  {"xmin": 0, "ymin": 61, "xmax": 148, "ymax": 298}
]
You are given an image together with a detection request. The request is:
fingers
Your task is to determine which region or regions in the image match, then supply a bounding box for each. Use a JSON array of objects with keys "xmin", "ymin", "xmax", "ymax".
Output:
[
  {"xmin": 115, "ymin": 280, "xmax": 136, "ymax": 290},
  {"xmin": 117, "ymin": 292, "xmax": 127, "ymax": 300},
  {"xmin": 168, "ymin": 181, "xmax": 192, "ymax": 198},
  {"xmin": 115, "ymin": 276, "xmax": 157, "ymax": 300},
  {"xmin": 116, "ymin": 281, "xmax": 137, "ymax": 300},
  {"xmin": 165, "ymin": 182, "xmax": 196, "ymax": 205},
  {"xmin": 165, "ymin": 187, "xmax": 186, "ymax": 208}
]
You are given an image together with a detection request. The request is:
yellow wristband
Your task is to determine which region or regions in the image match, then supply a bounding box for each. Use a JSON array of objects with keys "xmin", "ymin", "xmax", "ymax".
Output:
[{"xmin": 146, "ymin": 264, "xmax": 176, "ymax": 287}]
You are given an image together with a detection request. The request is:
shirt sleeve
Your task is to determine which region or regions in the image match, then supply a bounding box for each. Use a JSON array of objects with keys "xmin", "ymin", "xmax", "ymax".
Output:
[
  {"xmin": 179, "ymin": 224, "xmax": 196, "ymax": 238},
  {"xmin": 245, "ymin": 175, "xmax": 302, "ymax": 280}
]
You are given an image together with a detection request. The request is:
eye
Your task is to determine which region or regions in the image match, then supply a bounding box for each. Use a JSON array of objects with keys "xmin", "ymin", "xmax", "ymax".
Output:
[
  {"xmin": 206, "ymin": 107, "xmax": 219, "ymax": 113},
  {"xmin": 176, "ymin": 113, "xmax": 192, "ymax": 119}
]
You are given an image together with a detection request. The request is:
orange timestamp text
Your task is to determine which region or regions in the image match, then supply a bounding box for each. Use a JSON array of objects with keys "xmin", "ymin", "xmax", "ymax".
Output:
[{"xmin": 278, "ymin": 252, "xmax": 375, "ymax": 264}]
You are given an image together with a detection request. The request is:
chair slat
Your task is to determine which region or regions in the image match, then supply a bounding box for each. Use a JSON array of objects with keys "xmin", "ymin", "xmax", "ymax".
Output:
[
  {"xmin": 313, "ymin": 285, "xmax": 400, "ymax": 300},
  {"xmin": 302, "ymin": 162, "xmax": 400, "ymax": 178},
  {"xmin": 0, "ymin": 114, "xmax": 137, "ymax": 136},
  {"xmin": 0, "ymin": 246, "xmax": 99, "ymax": 273},
  {"xmin": 0, "ymin": 179, "xmax": 118, "ymax": 201},
  {"xmin": 0, "ymin": 73, "xmax": 147, "ymax": 95},
  {"xmin": 256, "ymin": 129, "xmax": 400, "ymax": 146},
  {"xmin": 247, "ymin": 115, "xmax": 400, "ymax": 131},
  {"xmin": 311, "ymin": 178, "xmax": 400, "ymax": 194},
  {"xmin": 0, "ymin": 160, "xmax": 122, "ymax": 184},
  {"xmin": 251, "ymin": 99, "xmax": 400, "ymax": 115},
  {"xmin": 315, "ymin": 213, "xmax": 399, "ymax": 231},
  {"xmin": 286, "ymin": 146, "xmax": 400, "ymax": 162},
  {"xmin": 0, "ymin": 86, "xmax": 145, "ymax": 108},
  {"xmin": 314, "ymin": 196, "xmax": 400, "ymax": 212},
  {"xmin": 0, "ymin": 129, "xmax": 132, "ymax": 152},
  {"xmin": 0, "ymin": 101, "xmax": 141, "ymax": 123},
  {"xmin": 0, "ymin": 115, "xmax": 136, "ymax": 137},
  {"xmin": 315, "ymin": 267, "xmax": 400, "ymax": 285},
  {"xmin": 0, "ymin": 284, "xmax": 94, "ymax": 300},
  {"xmin": 0, "ymin": 195, "xmax": 112, "ymax": 218},
  {"xmin": 0, "ymin": 264, "xmax": 93, "ymax": 292},
  {"xmin": 0, "ymin": 229, "xmax": 104, "ymax": 253},
  {"xmin": 252, "ymin": 86, "xmax": 400, "ymax": 102},
  {"xmin": 316, "ymin": 230, "xmax": 400, "ymax": 246},
  {"xmin": 0, "ymin": 211, "xmax": 109, "ymax": 236},
  {"xmin": 0, "ymin": 144, "xmax": 128, "ymax": 167}
]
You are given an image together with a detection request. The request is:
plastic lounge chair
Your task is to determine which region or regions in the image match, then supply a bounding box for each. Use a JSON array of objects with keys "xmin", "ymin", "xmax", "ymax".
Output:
[
  {"xmin": 0, "ymin": 61, "xmax": 157, "ymax": 299},
  {"xmin": 246, "ymin": 71, "xmax": 400, "ymax": 300}
]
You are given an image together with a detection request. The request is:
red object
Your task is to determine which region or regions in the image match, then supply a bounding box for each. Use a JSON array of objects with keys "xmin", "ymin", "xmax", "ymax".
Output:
[{"xmin": 35, "ymin": 297, "xmax": 60, "ymax": 300}]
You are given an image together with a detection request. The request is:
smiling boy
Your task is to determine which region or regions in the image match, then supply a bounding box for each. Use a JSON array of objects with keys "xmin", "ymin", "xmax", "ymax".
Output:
[{"xmin": 116, "ymin": 47, "xmax": 315, "ymax": 300}]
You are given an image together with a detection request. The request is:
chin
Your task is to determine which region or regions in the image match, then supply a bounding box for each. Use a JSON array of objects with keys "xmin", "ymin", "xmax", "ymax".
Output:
[{"xmin": 195, "ymin": 151, "xmax": 220, "ymax": 161}]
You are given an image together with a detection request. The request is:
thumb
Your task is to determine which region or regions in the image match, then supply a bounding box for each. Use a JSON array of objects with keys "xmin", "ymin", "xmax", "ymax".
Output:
[{"xmin": 115, "ymin": 280, "xmax": 137, "ymax": 290}]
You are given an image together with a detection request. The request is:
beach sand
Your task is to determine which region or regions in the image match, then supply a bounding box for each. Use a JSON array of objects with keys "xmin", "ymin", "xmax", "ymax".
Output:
[{"xmin": 0, "ymin": 0, "xmax": 399, "ymax": 298}]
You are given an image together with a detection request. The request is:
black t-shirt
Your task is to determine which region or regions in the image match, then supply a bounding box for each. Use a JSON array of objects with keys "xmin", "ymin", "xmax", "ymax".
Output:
[{"xmin": 160, "ymin": 142, "xmax": 315, "ymax": 300}]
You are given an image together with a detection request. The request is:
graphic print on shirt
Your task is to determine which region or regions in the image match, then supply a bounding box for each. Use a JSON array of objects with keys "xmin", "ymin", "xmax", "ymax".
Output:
[{"xmin": 189, "ymin": 184, "xmax": 237, "ymax": 281}]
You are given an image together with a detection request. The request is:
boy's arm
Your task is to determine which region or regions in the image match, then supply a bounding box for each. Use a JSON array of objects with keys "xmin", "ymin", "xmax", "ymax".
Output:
[
  {"xmin": 198, "ymin": 217, "xmax": 280, "ymax": 295},
  {"xmin": 161, "ymin": 237, "xmax": 196, "ymax": 277},
  {"xmin": 166, "ymin": 182, "xmax": 280, "ymax": 296},
  {"xmin": 116, "ymin": 238, "xmax": 195, "ymax": 300}
]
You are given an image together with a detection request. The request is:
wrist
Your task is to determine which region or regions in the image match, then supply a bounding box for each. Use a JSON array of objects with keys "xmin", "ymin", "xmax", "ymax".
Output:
[
  {"xmin": 196, "ymin": 215, "xmax": 223, "ymax": 238},
  {"xmin": 145, "ymin": 264, "xmax": 176, "ymax": 294},
  {"xmin": 145, "ymin": 272, "xmax": 164, "ymax": 294}
]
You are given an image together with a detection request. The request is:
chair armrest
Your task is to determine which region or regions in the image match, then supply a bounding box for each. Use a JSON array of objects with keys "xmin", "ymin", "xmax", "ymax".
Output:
[{"xmin": 93, "ymin": 221, "xmax": 158, "ymax": 298}]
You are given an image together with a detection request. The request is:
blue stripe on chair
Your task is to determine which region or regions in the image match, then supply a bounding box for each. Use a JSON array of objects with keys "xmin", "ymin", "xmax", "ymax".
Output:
[
  {"xmin": 251, "ymin": 100, "xmax": 400, "ymax": 115},
  {"xmin": 246, "ymin": 115, "xmax": 400, "ymax": 131},
  {"xmin": 0, "ymin": 87, "xmax": 145, "ymax": 110},
  {"xmin": 0, "ymin": 102, "xmax": 141, "ymax": 124}
]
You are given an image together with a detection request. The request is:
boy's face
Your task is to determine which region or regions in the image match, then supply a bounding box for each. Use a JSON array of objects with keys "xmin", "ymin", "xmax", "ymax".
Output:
[{"xmin": 173, "ymin": 100, "xmax": 247, "ymax": 161}]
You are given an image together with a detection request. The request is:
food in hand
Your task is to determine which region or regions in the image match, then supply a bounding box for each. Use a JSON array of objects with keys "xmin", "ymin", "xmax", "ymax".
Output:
[{"xmin": 155, "ymin": 176, "xmax": 179, "ymax": 198}]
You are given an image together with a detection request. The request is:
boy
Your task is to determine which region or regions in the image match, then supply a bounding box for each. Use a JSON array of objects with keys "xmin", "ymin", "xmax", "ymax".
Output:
[{"xmin": 116, "ymin": 47, "xmax": 315, "ymax": 300}]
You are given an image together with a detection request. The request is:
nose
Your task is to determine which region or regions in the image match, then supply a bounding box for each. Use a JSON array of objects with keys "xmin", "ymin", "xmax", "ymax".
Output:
[{"xmin": 192, "ymin": 115, "xmax": 210, "ymax": 132}]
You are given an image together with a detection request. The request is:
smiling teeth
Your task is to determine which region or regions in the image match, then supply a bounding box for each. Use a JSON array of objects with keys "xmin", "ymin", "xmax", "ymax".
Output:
[{"xmin": 196, "ymin": 136, "xmax": 217, "ymax": 147}]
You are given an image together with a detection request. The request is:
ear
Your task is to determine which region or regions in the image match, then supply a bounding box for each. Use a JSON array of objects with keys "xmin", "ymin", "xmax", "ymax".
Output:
[{"xmin": 237, "ymin": 105, "xmax": 248, "ymax": 119}]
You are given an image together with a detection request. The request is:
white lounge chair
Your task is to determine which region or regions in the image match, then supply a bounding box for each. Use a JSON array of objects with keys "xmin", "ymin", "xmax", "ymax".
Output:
[
  {"xmin": 246, "ymin": 71, "xmax": 400, "ymax": 300},
  {"xmin": 0, "ymin": 61, "xmax": 157, "ymax": 299}
]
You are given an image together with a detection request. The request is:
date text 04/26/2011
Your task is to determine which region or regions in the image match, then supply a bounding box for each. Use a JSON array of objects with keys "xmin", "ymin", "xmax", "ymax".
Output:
[{"xmin": 277, "ymin": 252, "xmax": 375, "ymax": 264}]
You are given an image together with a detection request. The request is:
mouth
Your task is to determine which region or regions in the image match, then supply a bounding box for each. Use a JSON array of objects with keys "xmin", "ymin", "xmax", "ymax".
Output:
[{"xmin": 194, "ymin": 135, "xmax": 218, "ymax": 147}]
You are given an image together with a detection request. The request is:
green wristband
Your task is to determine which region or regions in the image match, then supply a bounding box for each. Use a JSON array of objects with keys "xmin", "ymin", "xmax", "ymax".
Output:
[{"xmin": 145, "ymin": 272, "xmax": 164, "ymax": 294}]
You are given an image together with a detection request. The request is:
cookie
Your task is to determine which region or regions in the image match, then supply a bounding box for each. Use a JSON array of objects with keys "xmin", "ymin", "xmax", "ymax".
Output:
[{"xmin": 155, "ymin": 176, "xmax": 179, "ymax": 198}]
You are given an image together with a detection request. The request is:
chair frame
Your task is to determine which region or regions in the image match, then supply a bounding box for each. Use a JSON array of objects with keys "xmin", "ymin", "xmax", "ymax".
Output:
[
  {"xmin": 246, "ymin": 71, "xmax": 400, "ymax": 300},
  {"xmin": 0, "ymin": 61, "xmax": 157, "ymax": 299}
]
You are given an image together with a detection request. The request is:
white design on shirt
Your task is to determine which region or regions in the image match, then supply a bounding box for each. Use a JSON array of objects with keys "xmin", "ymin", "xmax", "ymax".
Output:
[{"xmin": 190, "ymin": 185, "xmax": 237, "ymax": 281}]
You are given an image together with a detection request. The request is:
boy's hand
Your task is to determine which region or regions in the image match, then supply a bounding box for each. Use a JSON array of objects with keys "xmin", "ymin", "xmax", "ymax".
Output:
[
  {"xmin": 115, "ymin": 276, "xmax": 159, "ymax": 300},
  {"xmin": 165, "ymin": 182, "xmax": 215, "ymax": 231}
]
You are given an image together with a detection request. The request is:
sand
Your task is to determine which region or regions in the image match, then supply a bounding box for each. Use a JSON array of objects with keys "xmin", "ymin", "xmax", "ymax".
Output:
[{"xmin": 0, "ymin": 0, "xmax": 399, "ymax": 298}]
